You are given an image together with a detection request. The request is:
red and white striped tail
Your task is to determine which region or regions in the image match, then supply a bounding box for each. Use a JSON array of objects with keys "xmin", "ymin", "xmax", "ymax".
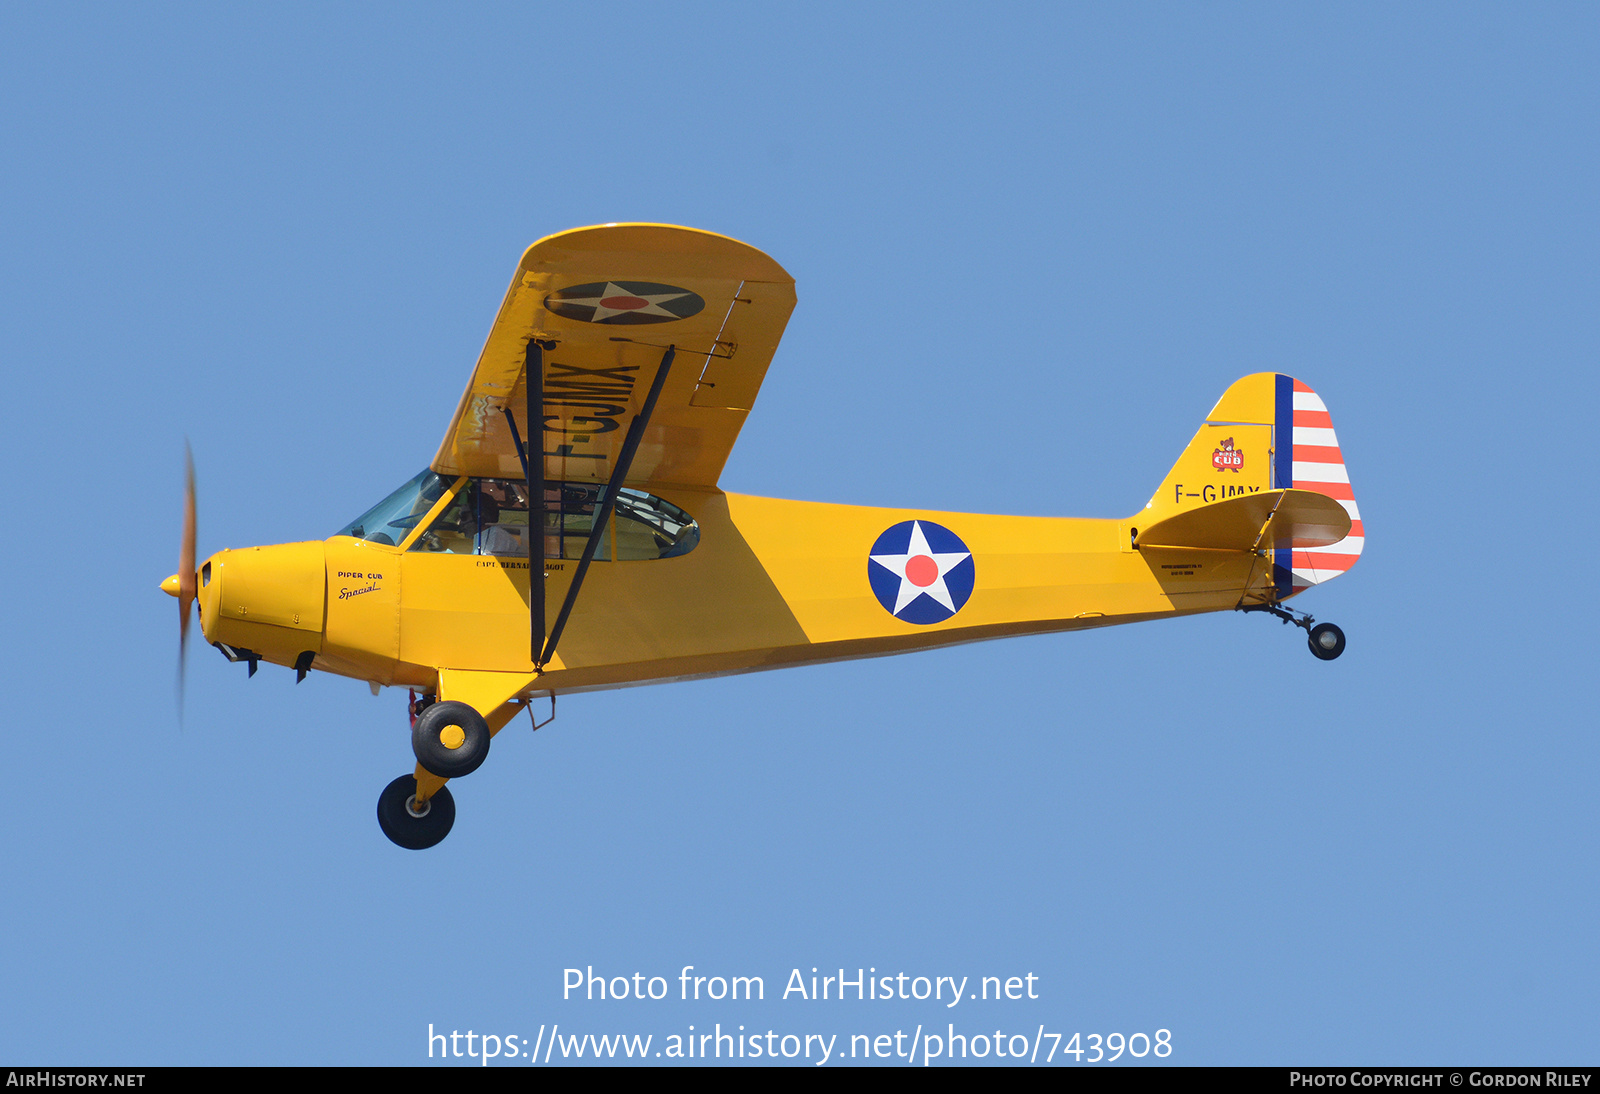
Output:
[{"xmin": 1287, "ymin": 378, "xmax": 1362, "ymax": 589}]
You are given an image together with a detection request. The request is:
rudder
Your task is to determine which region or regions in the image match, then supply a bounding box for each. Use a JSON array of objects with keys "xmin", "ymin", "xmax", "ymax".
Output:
[
  {"xmin": 1282, "ymin": 376, "xmax": 1362, "ymax": 592},
  {"xmin": 1141, "ymin": 373, "xmax": 1362, "ymax": 598}
]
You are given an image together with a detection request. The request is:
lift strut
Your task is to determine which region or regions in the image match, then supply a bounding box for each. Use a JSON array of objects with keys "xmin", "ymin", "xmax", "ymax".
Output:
[
  {"xmin": 520, "ymin": 343, "xmax": 676, "ymax": 672},
  {"xmin": 503, "ymin": 339, "xmax": 546, "ymax": 665}
]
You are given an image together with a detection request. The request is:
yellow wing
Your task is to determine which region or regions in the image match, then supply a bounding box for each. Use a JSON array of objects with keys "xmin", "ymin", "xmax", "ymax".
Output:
[{"xmin": 431, "ymin": 224, "xmax": 796, "ymax": 488}]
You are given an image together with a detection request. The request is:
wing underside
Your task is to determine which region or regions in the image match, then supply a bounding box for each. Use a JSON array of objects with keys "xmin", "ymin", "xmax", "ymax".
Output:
[{"xmin": 432, "ymin": 224, "xmax": 797, "ymax": 489}]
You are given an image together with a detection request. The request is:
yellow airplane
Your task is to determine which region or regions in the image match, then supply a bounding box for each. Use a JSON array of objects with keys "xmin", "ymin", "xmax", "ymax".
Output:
[{"xmin": 162, "ymin": 223, "xmax": 1363, "ymax": 849}]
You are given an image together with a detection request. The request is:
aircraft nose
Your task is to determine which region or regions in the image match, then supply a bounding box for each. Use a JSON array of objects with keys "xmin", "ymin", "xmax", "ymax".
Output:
[
  {"xmin": 200, "ymin": 542, "xmax": 327, "ymax": 659},
  {"xmin": 161, "ymin": 574, "xmax": 181, "ymax": 597}
]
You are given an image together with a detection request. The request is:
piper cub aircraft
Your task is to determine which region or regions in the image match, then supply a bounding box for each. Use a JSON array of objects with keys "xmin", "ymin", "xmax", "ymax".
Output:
[{"xmin": 162, "ymin": 224, "xmax": 1363, "ymax": 849}]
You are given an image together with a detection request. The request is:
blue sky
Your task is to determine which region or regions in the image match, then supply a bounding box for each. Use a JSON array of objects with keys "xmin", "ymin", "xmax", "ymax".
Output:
[{"xmin": 2, "ymin": 3, "xmax": 1596, "ymax": 1066}]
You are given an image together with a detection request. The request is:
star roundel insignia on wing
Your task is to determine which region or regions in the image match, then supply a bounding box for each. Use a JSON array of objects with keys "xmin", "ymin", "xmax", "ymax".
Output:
[
  {"xmin": 867, "ymin": 520, "xmax": 976, "ymax": 625},
  {"xmin": 544, "ymin": 281, "xmax": 706, "ymax": 325}
]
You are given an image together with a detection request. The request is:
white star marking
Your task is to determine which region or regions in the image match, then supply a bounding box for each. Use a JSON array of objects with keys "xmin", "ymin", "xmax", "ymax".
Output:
[
  {"xmin": 553, "ymin": 282, "xmax": 694, "ymax": 322},
  {"xmin": 869, "ymin": 521, "xmax": 971, "ymax": 616}
]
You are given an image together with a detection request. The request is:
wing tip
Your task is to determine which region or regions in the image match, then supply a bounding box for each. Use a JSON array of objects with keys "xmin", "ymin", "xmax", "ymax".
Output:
[{"xmin": 517, "ymin": 223, "xmax": 793, "ymax": 283}]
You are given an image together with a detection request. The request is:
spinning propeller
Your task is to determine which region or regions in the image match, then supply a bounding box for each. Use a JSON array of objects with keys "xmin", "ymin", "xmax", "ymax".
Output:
[
  {"xmin": 160, "ymin": 444, "xmax": 198, "ymax": 707},
  {"xmin": 179, "ymin": 445, "xmax": 197, "ymax": 685}
]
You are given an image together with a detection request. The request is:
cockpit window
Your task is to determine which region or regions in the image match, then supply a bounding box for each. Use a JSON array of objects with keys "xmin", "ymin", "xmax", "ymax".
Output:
[
  {"xmin": 607, "ymin": 486, "xmax": 700, "ymax": 560},
  {"xmin": 335, "ymin": 469, "xmax": 450, "ymax": 546},
  {"xmin": 407, "ymin": 478, "xmax": 699, "ymax": 560},
  {"xmin": 405, "ymin": 479, "xmax": 526, "ymax": 557}
]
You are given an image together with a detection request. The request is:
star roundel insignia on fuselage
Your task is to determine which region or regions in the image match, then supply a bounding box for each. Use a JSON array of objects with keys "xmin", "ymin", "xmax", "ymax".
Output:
[
  {"xmin": 544, "ymin": 281, "xmax": 706, "ymax": 325},
  {"xmin": 867, "ymin": 520, "xmax": 976, "ymax": 625}
]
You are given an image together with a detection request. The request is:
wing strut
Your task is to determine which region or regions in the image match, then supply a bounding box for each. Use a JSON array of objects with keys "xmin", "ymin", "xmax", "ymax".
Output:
[
  {"xmin": 501, "ymin": 340, "xmax": 548, "ymax": 665},
  {"xmin": 529, "ymin": 340, "xmax": 545, "ymax": 666},
  {"xmin": 536, "ymin": 344, "xmax": 676, "ymax": 671}
]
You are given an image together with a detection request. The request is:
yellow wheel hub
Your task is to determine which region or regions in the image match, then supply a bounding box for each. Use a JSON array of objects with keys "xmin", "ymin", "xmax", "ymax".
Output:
[{"xmin": 439, "ymin": 724, "xmax": 466, "ymax": 750}]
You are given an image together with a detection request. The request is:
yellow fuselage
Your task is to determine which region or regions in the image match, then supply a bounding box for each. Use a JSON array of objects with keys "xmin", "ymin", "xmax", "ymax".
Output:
[{"xmin": 197, "ymin": 485, "xmax": 1269, "ymax": 698}]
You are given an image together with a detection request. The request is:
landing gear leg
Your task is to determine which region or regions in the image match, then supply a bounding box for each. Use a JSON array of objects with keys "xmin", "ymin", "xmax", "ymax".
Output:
[{"xmin": 1239, "ymin": 603, "xmax": 1347, "ymax": 661}]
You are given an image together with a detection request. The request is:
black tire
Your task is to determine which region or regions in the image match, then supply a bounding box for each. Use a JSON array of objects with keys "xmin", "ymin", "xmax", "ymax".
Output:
[
  {"xmin": 376, "ymin": 774, "xmax": 455, "ymax": 850},
  {"xmin": 1308, "ymin": 622, "xmax": 1346, "ymax": 661},
  {"xmin": 412, "ymin": 700, "xmax": 490, "ymax": 778}
]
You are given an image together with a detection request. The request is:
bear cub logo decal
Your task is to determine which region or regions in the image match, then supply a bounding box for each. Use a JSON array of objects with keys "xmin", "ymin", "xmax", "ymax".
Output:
[{"xmin": 1212, "ymin": 438, "xmax": 1243, "ymax": 472}]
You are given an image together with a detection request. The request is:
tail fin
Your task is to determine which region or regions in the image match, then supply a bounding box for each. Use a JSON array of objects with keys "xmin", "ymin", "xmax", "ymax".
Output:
[{"xmin": 1141, "ymin": 373, "xmax": 1362, "ymax": 596}]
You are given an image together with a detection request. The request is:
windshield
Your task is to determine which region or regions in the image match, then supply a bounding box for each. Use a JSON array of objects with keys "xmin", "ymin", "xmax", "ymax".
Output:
[{"xmin": 335, "ymin": 469, "xmax": 451, "ymax": 546}]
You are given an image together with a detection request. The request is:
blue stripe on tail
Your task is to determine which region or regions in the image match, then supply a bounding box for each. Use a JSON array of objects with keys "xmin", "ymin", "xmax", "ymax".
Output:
[{"xmin": 1272, "ymin": 373, "xmax": 1294, "ymax": 599}]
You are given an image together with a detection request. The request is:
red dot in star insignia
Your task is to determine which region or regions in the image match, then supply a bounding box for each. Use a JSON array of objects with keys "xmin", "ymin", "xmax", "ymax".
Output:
[
  {"xmin": 600, "ymin": 295, "xmax": 648, "ymax": 310},
  {"xmin": 905, "ymin": 555, "xmax": 939, "ymax": 587}
]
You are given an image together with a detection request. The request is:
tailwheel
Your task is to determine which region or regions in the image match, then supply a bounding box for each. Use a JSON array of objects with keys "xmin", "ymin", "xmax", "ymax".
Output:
[
  {"xmin": 1308, "ymin": 622, "xmax": 1346, "ymax": 661},
  {"xmin": 1238, "ymin": 603, "xmax": 1348, "ymax": 661},
  {"xmin": 377, "ymin": 774, "xmax": 455, "ymax": 850},
  {"xmin": 412, "ymin": 700, "xmax": 490, "ymax": 779}
]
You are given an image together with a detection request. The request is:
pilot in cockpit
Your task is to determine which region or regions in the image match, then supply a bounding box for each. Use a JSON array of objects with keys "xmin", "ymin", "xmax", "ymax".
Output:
[{"xmin": 473, "ymin": 481, "xmax": 528, "ymax": 557}]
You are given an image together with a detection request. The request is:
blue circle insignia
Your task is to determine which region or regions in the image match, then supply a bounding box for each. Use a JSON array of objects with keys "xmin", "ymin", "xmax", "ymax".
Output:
[
  {"xmin": 544, "ymin": 281, "xmax": 705, "ymax": 325},
  {"xmin": 866, "ymin": 520, "xmax": 976, "ymax": 625}
]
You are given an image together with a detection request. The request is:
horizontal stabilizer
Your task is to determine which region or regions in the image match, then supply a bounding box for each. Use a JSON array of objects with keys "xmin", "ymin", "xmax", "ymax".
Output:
[{"xmin": 1136, "ymin": 489, "xmax": 1351, "ymax": 552}]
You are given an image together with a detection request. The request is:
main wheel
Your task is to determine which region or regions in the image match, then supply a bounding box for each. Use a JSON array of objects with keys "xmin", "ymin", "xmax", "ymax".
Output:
[
  {"xmin": 412, "ymin": 700, "xmax": 490, "ymax": 778},
  {"xmin": 376, "ymin": 774, "xmax": 455, "ymax": 850},
  {"xmin": 1308, "ymin": 622, "xmax": 1346, "ymax": 661}
]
